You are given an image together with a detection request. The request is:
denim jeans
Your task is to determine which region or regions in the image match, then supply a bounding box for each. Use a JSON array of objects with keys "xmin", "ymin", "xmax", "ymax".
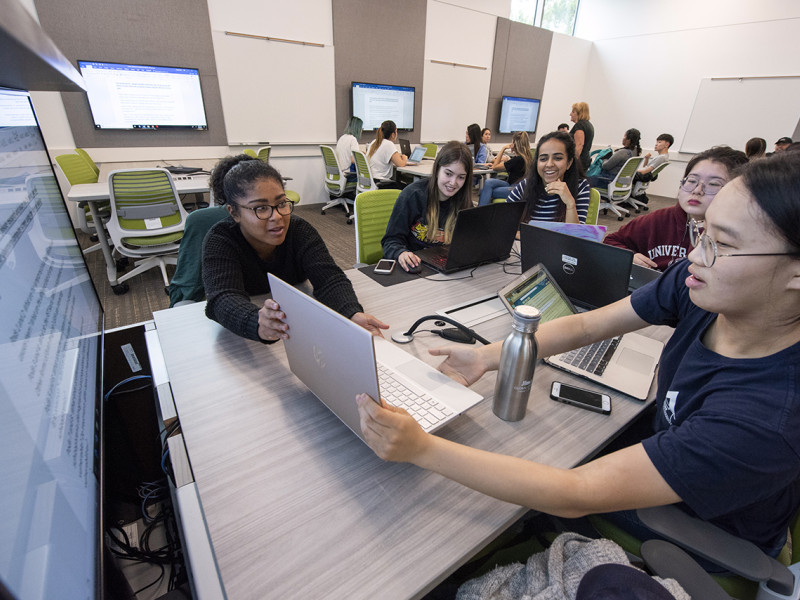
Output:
[{"xmin": 478, "ymin": 178, "xmax": 511, "ymax": 206}]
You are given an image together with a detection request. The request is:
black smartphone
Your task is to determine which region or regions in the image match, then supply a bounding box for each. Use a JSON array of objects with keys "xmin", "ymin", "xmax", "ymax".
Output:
[
  {"xmin": 373, "ymin": 259, "xmax": 395, "ymax": 275},
  {"xmin": 550, "ymin": 381, "xmax": 611, "ymax": 415}
]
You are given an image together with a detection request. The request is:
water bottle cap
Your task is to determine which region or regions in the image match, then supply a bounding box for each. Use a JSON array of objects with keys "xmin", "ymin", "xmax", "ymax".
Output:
[{"xmin": 513, "ymin": 305, "xmax": 541, "ymax": 321}]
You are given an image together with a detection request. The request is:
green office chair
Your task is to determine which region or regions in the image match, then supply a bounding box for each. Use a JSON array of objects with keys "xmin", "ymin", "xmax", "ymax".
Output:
[
  {"xmin": 169, "ymin": 205, "xmax": 229, "ymax": 307},
  {"xmin": 353, "ymin": 189, "xmax": 400, "ymax": 266},
  {"xmin": 75, "ymin": 148, "xmax": 100, "ymax": 177},
  {"xmin": 257, "ymin": 146, "xmax": 271, "ymax": 162},
  {"xmin": 243, "ymin": 149, "xmax": 257, "ymax": 158},
  {"xmin": 284, "ymin": 189, "xmax": 300, "ymax": 204},
  {"xmin": 585, "ymin": 187, "xmax": 601, "ymax": 225},
  {"xmin": 319, "ymin": 145, "xmax": 357, "ymax": 223},
  {"xmin": 595, "ymin": 156, "xmax": 644, "ymax": 221},
  {"xmin": 106, "ymin": 168, "xmax": 189, "ymax": 295},
  {"xmin": 626, "ymin": 161, "xmax": 670, "ymax": 213},
  {"xmin": 635, "ymin": 504, "xmax": 800, "ymax": 600},
  {"xmin": 423, "ymin": 143, "xmax": 438, "ymax": 159},
  {"xmin": 55, "ymin": 153, "xmax": 110, "ymax": 255}
]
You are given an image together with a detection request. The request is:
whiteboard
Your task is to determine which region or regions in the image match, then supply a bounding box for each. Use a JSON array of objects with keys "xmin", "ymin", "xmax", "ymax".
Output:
[
  {"xmin": 680, "ymin": 77, "xmax": 800, "ymax": 154},
  {"xmin": 212, "ymin": 31, "xmax": 337, "ymax": 144}
]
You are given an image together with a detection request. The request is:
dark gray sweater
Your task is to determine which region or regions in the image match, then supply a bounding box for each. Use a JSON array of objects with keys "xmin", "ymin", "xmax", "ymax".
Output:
[{"xmin": 203, "ymin": 215, "xmax": 362, "ymax": 341}]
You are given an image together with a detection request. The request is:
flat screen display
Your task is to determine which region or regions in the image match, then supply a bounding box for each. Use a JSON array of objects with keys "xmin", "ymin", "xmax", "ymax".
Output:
[
  {"xmin": 0, "ymin": 87, "xmax": 104, "ymax": 599},
  {"xmin": 78, "ymin": 60, "xmax": 208, "ymax": 130},
  {"xmin": 498, "ymin": 96, "xmax": 541, "ymax": 133},
  {"xmin": 351, "ymin": 82, "xmax": 415, "ymax": 131}
]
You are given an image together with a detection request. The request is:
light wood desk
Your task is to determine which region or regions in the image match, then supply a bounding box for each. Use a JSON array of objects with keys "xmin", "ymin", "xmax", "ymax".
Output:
[
  {"xmin": 66, "ymin": 175, "xmax": 209, "ymax": 288},
  {"xmin": 396, "ymin": 162, "xmax": 494, "ymax": 180},
  {"xmin": 152, "ymin": 264, "xmax": 670, "ymax": 599}
]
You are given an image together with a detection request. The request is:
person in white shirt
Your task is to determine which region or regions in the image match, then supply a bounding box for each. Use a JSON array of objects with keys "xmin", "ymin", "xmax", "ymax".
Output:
[
  {"xmin": 366, "ymin": 120, "xmax": 407, "ymax": 186},
  {"xmin": 335, "ymin": 116, "xmax": 363, "ymax": 178}
]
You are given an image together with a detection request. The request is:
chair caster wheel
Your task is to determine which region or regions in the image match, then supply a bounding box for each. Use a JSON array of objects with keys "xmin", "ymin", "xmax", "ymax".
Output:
[
  {"xmin": 115, "ymin": 257, "xmax": 129, "ymax": 272},
  {"xmin": 90, "ymin": 233, "xmax": 99, "ymax": 242},
  {"xmin": 635, "ymin": 209, "xmax": 641, "ymax": 214},
  {"xmin": 618, "ymin": 216, "xmax": 624, "ymax": 221},
  {"xmin": 111, "ymin": 283, "xmax": 129, "ymax": 295},
  {"xmin": 321, "ymin": 208, "xmax": 326, "ymax": 215},
  {"xmin": 164, "ymin": 286, "xmax": 170, "ymax": 295},
  {"xmin": 643, "ymin": 207, "xmax": 649, "ymax": 211}
]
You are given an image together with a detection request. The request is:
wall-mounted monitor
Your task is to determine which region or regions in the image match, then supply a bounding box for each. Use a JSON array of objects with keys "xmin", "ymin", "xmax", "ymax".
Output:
[
  {"xmin": 498, "ymin": 96, "xmax": 541, "ymax": 134},
  {"xmin": 351, "ymin": 82, "xmax": 415, "ymax": 131},
  {"xmin": 78, "ymin": 60, "xmax": 208, "ymax": 130}
]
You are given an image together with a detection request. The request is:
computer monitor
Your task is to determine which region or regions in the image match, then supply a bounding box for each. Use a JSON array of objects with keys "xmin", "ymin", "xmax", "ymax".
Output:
[
  {"xmin": 498, "ymin": 95, "xmax": 541, "ymax": 134},
  {"xmin": 78, "ymin": 60, "xmax": 208, "ymax": 130},
  {"xmin": 351, "ymin": 81, "xmax": 415, "ymax": 131},
  {"xmin": 0, "ymin": 87, "xmax": 105, "ymax": 598}
]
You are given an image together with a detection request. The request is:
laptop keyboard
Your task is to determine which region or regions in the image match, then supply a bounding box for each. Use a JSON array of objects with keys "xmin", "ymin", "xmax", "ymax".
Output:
[
  {"xmin": 558, "ymin": 337, "xmax": 621, "ymax": 376},
  {"xmin": 377, "ymin": 364, "xmax": 454, "ymax": 431}
]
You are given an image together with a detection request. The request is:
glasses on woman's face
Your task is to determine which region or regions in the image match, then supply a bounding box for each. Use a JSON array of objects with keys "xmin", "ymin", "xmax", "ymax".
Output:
[
  {"xmin": 680, "ymin": 176, "xmax": 726, "ymax": 197},
  {"xmin": 237, "ymin": 199, "xmax": 293, "ymax": 220},
  {"xmin": 689, "ymin": 219, "xmax": 798, "ymax": 267}
]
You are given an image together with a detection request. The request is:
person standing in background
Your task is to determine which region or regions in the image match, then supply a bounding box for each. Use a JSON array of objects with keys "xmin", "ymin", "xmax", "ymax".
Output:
[{"xmin": 569, "ymin": 102, "xmax": 594, "ymax": 170}]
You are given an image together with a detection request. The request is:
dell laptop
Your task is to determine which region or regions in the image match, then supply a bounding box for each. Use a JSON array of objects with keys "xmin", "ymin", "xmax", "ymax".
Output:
[
  {"xmin": 520, "ymin": 223, "xmax": 633, "ymax": 310},
  {"xmin": 498, "ymin": 264, "xmax": 663, "ymax": 400},
  {"xmin": 268, "ymin": 274, "xmax": 484, "ymax": 440},
  {"xmin": 416, "ymin": 201, "xmax": 526, "ymax": 274}
]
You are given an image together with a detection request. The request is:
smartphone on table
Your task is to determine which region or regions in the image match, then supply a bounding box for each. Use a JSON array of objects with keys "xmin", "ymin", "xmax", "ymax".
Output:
[
  {"xmin": 373, "ymin": 259, "xmax": 395, "ymax": 275},
  {"xmin": 550, "ymin": 381, "xmax": 611, "ymax": 415}
]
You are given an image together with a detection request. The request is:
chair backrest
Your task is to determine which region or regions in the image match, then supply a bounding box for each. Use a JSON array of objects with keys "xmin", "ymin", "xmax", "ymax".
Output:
[
  {"xmin": 423, "ymin": 143, "xmax": 437, "ymax": 158},
  {"xmin": 633, "ymin": 161, "xmax": 670, "ymax": 196},
  {"xmin": 168, "ymin": 205, "xmax": 229, "ymax": 306},
  {"xmin": 352, "ymin": 150, "xmax": 378, "ymax": 194},
  {"xmin": 257, "ymin": 146, "xmax": 271, "ymax": 162},
  {"xmin": 607, "ymin": 156, "xmax": 644, "ymax": 201},
  {"xmin": 243, "ymin": 148, "xmax": 257, "ymax": 158},
  {"xmin": 74, "ymin": 148, "xmax": 100, "ymax": 176},
  {"xmin": 354, "ymin": 189, "xmax": 400, "ymax": 265},
  {"xmin": 106, "ymin": 168, "xmax": 188, "ymax": 244},
  {"xmin": 55, "ymin": 153, "xmax": 98, "ymax": 185},
  {"xmin": 320, "ymin": 145, "xmax": 349, "ymax": 196},
  {"xmin": 585, "ymin": 187, "xmax": 601, "ymax": 225}
]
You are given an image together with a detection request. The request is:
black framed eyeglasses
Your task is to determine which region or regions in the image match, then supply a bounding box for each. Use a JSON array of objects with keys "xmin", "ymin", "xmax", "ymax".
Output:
[
  {"xmin": 680, "ymin": 176, "xmax": 726, "ymax": 197},
  {"xmin": 237, "ymin": 200, "xmax": 293, "ymax": 220}
]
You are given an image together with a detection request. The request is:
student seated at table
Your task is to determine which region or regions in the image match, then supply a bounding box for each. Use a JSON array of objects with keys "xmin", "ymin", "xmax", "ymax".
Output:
[
  {"xmin": 466, "ymin": 123, "xmax": 489, "ymax": 165},
  {"xmin": 507, "ymin": 131, "xmax": 590, "ymax": 223},
  {"xmin": 587, "ymin": 128, "xmax": 642, "ymax": 189},
  {"xmin": 477, "ymin": 131, "xmax": 532, "ymax": 206},
  {"xmin": 381, "ymin": 141, "xmax": 474, "ymax": 273},
  {"xmin": 202, "ymin": 154, "xmax": 388, "ymax": 342},
  {"xmin": 481, "ymin": 127, "xmax": 494, "ymax": 161},
  {"xmin": 335, "ymin": 116, "xmax": 363, "ymax": 179},
  {"xmin": 604, "ymin": 146, "xmax": 747, "ymax": 271},
  {"xmin": 366, "ymin": 120, "xmax": 407, "ymax": 187},
  {"xmin": 358, "ymin": 151, "xmax": 800, "ymax": 561}
]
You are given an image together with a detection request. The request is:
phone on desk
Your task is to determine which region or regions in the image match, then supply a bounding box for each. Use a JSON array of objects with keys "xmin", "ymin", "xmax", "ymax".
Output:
[
  {"xmin": 550, "ymin": 382, "xmax": 611, "ymax": 415},
  {"xmin": 373, "ymin": 259, "xmax": 396, "ymax": 275}
]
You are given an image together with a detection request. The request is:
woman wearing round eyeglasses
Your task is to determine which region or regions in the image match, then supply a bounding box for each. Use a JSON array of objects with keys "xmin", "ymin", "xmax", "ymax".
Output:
[
  {"xmin": 357, "ymin": 152, "xmax": 800, "ymax": 560},
  {"xmin": 203, "ymin": 155, "xmax": 388, "ymax": 342},
  {"xmin": 604, "ymin": 146, "xmax": 748, "ymax": 271}
]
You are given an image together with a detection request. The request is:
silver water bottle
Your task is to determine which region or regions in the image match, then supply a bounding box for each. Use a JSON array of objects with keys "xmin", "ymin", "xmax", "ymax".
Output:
[{"xmin": 492, "ymin": 306, "xmax": 541, "ymax": 421}]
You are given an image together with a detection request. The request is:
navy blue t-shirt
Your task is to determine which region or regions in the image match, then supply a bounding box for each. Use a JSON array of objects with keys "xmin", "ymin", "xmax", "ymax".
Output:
[{"xmin": 631, "ymin": 260, "xmax": 800, "ymax": 554}]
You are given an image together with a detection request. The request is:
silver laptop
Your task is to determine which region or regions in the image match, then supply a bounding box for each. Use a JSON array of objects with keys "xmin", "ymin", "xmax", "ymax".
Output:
[
  {"xmin": 406, "ymin": 146, "xmax": 427, "ymax": 165},
  {"xmin": 500, "ymin": 264, "xmax": 663, "ymax": 400},
  {"xmin": 268, "ymin": 274, "xmax": 484, "ymax": 440}
]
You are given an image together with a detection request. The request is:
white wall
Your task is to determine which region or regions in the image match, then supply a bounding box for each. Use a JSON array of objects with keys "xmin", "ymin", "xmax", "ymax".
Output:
[
  {"xmin": 538, "ymin": 31, "xmax": 591, "ymax": 135},
  {"xmin": 573, "ymin": 0, "xmax": 800, "ymax": 196}
]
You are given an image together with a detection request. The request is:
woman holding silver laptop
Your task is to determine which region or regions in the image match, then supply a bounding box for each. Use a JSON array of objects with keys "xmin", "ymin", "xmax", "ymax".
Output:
[{"xmin": 358, "ymin": 151, "xmax": 800, "ymax": 561}]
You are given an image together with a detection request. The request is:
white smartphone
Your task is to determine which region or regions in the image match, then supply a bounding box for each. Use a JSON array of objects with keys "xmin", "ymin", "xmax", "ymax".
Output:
[
  {"xmin": 550, "ymin": 381, "xmax": 611, "ymax": 415},
  {"xmin": 373, "ymin": 259, "xmax": 396, "ymax": 275}
]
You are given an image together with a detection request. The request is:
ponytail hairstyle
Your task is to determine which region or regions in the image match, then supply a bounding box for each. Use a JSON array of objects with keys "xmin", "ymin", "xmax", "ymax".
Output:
[
  {"xmin": 368, "ymin": 120, "xmax": 397, "ymax": 159},
  {"xmin": 425, "ymin": 141, "xmax": 474, "ymax": 244},
  {"xmin": 625, "ymin": 128, "xmax": 642, "ymax": 156},
  {"xmin": 521, "ymin": 131, "xmax": 582, "ymax": 223},
  {"xmin": 466, "ymin": 123, "xmax": 482, "ymax": 158},
  {"xmin": 210, "ymin": 154, "xmax": 284, "ymax": 213},
  {"xmin": 511, "ymin": 131, "xmax": 533, "ymax": 174}
]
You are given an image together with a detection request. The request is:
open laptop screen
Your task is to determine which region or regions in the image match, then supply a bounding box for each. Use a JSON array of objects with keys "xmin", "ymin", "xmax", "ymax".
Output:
[{"xmin": 500, "ymin": 265, "xmax": 575, "ymax": 323}]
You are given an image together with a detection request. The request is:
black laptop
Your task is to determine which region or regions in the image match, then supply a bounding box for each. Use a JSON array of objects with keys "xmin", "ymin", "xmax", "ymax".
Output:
[
  {"xmin": 399, "ymin": 138, "xmax": 412, "ymax": 157},
  {"xmin": 416, "ymin": 202, "xmax": 525, "ymax": 274},
  {"xmin": 520, "ymin": 223, "xmax": 633, "ymax": 309}
]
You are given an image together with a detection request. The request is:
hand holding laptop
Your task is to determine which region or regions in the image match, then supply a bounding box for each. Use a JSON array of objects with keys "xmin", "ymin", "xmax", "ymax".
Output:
[
  {"xmin": 257, "ymin": 298, "xmax": 389, "ymax": 341},
  {"xmin": 356, "ymin": 393, "xmax": 429, "ymax": 462}
]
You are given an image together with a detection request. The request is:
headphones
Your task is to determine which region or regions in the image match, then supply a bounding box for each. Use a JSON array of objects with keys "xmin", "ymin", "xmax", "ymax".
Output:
[{"xmin": 390, "ymin": 315, "xmax": 490, "ymax": 345}]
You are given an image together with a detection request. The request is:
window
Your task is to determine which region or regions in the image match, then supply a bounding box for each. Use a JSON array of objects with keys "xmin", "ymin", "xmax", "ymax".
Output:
[{"xmin": 510, "ymin": 0, "xmax": 580, "ymax": 36}]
